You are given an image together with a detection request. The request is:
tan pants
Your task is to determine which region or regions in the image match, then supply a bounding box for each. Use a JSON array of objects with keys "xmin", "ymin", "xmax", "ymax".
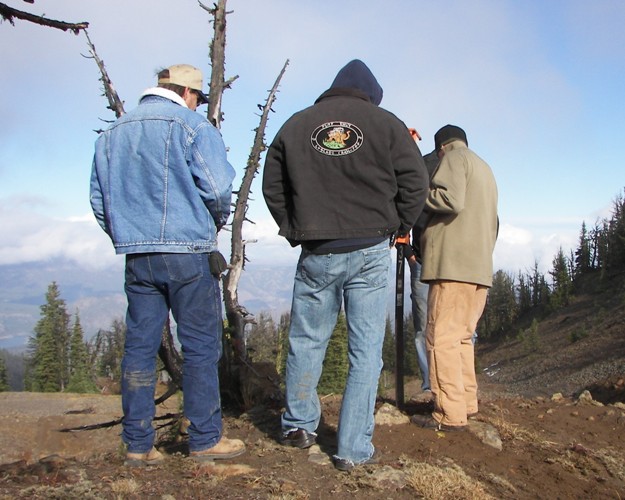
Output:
[{"xmin": 426, "ymin": 280, "xmax": 488, "ymax": 427}]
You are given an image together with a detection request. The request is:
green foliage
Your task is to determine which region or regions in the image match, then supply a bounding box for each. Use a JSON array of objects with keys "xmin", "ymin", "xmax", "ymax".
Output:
[
  {"xmin": 549, "ymin": 247, "xmax": 573, "ymax": 311},
  {"xmin": 90, "ymin": 318, "xmax": 125, "ymax": 382},
  {"xmin": 569, "ymin": 326, "xmax": 589, "ymax": 344},
  {"xmin": 27, "ymin": 282, "xmax": 71, "ymax": 392},
  {"xmin": 246, "ymin": 312, "xmax": 278, "ymax": 364},
  {"xmin": 403, "ymin": 313, "xmax": 418, "ymax": 376},
  {"xmin": 480, "ymin": 270, "xmax": 519, "ymax": 340},
  {"xmin": 517, "ymin": 318, "xmax": 540, "ymax": 353},
  {"xmin": 275, "ymin": 312, "xmax": 290, "ymax": 381},
  {"xmin": 66, "ymin": 314, "xmax": 98, "ymax": 393},
  {"xmin": 25, "ymin": 283, "xmax": 100, "ymax": 393},
  {"xmin": 574, "ymin": 221, "xmax": 593, "ymax": 279},
  {"xmin": 0, "ymin": 354, "xmax": 9, "ymax": 392},
  {"xmin": 318, "ymin": 313, "xmax": 349, "ymax": 395},
  {"xmin": 381, "ymin": 316, "xmax": 395, "ymax": 372}
]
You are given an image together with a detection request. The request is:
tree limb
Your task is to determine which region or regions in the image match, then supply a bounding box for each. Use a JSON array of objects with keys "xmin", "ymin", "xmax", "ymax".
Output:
[
  {"xmin": 0, "ymin": 2, "xmax": 88, "ymax": 33},
  {"xmin": 223, "ymin": 59, "xmax": 290, "ymax": 363},
  {"xmin": 83, "ymin": 29, "xmax": 125, "ymax": 118}
]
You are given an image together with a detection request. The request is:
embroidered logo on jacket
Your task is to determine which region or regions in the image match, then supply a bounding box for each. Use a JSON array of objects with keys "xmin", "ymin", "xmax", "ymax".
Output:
[{"xmin": 311, "ymin": 121, "xmax": 363, "ymax": 156}]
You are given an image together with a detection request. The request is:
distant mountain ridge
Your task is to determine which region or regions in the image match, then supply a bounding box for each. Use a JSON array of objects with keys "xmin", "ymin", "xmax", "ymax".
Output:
[{"xmin": 0, "ymin": 259, "xmax": 296, "ymax": 350}]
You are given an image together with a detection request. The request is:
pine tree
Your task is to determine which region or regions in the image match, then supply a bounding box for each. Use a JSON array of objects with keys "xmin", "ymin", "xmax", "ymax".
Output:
[
  {"xmin": 381, "ymin": 315, "xmax": 395, "ymax": 372},
  {"xmin": 318, "ymin": 312, "xmax": 348, "ymax": 395},
  {"xmin": 403, "ymin": 312, "xmax": 418, "ymax": 376},
  {"xmin": 517, "ymin": 272, "xmax": 531, "ymax": 314},
  {"xmin": 606, "ymin": 192, "xmax": 625, "ymax": 274},
  {"xmin": 66, "ymin": 313, "xmax": 97, "ymax": 393},
  {"xmin": 549, "ymin": 247, "xmax": 572, "ymax": 310},
  {"xmin": 246, "ymin": 312, "xmax": 278, "ymax": 363},
  {"xmin": 0, "ymin": 354, "xmax": 9, "ymax": 392},
  {"xmin": 27, "ymin": 282, "xmax": 71, "ymax": 392},
  {"xmin": 574, "ymin": 221, "xmax": 592, "ymax": 279},
  {"xmin": 275, "ymin": 312, "xmax": 290, "ymax": 381},
  {"xmin": 92, "ymin": 318, "xmax": 126, "ymax": 382},
  {"xmin": 480, "ymin": 270, "xmax": 518, "ymax": 340}
]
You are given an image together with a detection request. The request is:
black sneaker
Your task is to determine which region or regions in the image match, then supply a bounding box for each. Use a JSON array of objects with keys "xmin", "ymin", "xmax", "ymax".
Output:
[
  {"xmin": 280, "ymin": 428, "xmax": 317, "ymax": 449},
  {"xmin": 332, "ymin": 450, "xmax": 379, "ymax": 472}
]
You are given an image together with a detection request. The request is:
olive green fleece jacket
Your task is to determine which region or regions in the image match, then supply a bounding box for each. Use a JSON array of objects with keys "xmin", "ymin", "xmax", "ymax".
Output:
[{"xmin": 420, "ymin": 140, "xmax": 498, "ymax": 287}]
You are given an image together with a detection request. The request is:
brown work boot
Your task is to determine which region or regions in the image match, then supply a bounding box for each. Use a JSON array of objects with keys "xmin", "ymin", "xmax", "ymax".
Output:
[
  {"xmin": 124, "ymin": 447, "xmax": 164, "ymax": 467},
  {"xmin": 190, "ymin": 437, "xmax": 246, "ymax": 462}
]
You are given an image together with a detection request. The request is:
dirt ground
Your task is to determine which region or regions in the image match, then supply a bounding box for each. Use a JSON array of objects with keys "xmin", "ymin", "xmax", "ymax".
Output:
[
  {"xmin": 1, "ymin": 290, "xmax": 624, "ymax": 499},
  {"xmin": 0, "ymin": 374, "xmax": 624, "ymax": 500}
]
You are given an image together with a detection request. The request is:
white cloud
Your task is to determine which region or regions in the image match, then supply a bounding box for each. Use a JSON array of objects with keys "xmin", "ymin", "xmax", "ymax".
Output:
[{"xmin": 0, "ymin": 196, "xmax": 119, "ymax": 269}]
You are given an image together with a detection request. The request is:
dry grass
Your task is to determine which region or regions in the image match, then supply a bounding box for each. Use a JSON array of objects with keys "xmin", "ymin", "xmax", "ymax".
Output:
[
  {"xmin": 110, "ymin": 477, "xmax": 140, "ymax": 496},
  {"xmin": 403, "ymin": 459, "xmax": 495, "ymax": 500},
  {"xmin": 486, "ymin": 414, "xmax": 558, "ymax": 451}
]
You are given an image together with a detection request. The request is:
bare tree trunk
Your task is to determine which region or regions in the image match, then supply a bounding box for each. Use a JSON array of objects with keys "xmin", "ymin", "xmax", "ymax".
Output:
[{"xmin": 222, "ymin": 59, "xmax": 290, "ymax": 365}]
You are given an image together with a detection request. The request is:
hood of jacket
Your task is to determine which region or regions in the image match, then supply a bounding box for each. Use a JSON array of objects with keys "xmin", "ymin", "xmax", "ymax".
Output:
[{"xmin": 328, "ymin": 59, "xmax": 383, "ymax": 105}]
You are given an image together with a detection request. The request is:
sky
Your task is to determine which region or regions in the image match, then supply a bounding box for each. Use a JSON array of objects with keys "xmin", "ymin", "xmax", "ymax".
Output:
[{"xmin": 1, "ymin": 0, "xmax": 624, "ymax": 277}]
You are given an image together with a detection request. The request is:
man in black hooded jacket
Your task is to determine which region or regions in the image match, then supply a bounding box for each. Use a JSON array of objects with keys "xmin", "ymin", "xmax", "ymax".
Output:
[{"xmin": 263, "ymin": 59, "xmax": 428, "ymax": 471}]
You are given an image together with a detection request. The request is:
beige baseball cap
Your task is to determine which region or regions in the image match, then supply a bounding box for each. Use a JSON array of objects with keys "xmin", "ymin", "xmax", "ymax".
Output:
[{"xmin": 158, "ymin": 64, "xmax": 209, "ymax": 104}]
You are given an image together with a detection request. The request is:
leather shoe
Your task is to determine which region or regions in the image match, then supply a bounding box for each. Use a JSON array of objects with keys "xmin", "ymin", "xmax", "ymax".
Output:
[
  {"xmin": 125, "ymin": 447, "xmax": 164, "ymax": 467},
  {"xmin": 190, "ymin": 437, "xmax": 246, "ymax": 462},
  {"xmin": 280, "ymin": 428, "xmax": 317, "ymax": 449},
  {"xmin": 332, "ymin": 449, "xmax": 380, "ymax": 472},
  {"xmin": 410, "ymin": 414, "xmax": 466, "ymax": 432}
]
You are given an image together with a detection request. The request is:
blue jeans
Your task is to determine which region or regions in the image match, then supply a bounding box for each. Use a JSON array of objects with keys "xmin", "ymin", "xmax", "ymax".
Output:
[
  {"xmin": 122, "ymin": 253, "xmax": 223, "ymax": 453},
  {"xmin": 282, "ymin": 240, "xmax": 391, "ymax": 464},
  {"xmin": 409, "ymin": 261, "xmax": 430, "ymax": 391}
]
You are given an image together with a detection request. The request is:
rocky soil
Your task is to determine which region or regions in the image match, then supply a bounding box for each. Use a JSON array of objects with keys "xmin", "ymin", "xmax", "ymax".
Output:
[{"xmin": 0, "ymin": 287, "xmax": 624, "ymax": 499}]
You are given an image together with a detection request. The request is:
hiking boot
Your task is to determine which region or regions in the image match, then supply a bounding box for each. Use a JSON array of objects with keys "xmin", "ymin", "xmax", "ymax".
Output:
[
  {"xmin": 124, "ymin": 447, "xmax": 164, "ymax": 467},
  {"xmin": 190, "ymin": 437, "xmax": 246, "ymax": 462},
  {"xmin": 280, "ymin": 428, "xmax": 317, "ymax": 449},
  {"xmin": 410, "ymin": 414, "xmax": 466, "ymax": 432},
  {"xmin": 332, "ymin": 450, "xmax": 380, "ymax": 472}
]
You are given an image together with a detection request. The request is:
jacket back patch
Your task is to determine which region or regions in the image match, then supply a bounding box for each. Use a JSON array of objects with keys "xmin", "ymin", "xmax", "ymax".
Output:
[{"xmin": 311, "ymin": 121, "xmax": 363, "ymax": 156}]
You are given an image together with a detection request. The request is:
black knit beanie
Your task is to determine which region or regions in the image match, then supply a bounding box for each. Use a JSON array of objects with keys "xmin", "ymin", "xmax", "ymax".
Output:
[{"xmin": 434, "ymin": 125, "xmax": 468, "ymax": 152}]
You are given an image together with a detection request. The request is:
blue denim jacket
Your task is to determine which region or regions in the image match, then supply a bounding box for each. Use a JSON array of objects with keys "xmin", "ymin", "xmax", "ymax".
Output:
[{"xmin": 90, "ymin": 91, "xmax": 235, "ymax": 254}]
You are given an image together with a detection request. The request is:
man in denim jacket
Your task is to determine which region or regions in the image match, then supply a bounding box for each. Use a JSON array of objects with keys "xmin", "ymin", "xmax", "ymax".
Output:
[{"xmin": 90, "ymin": 64, "xmax": 245, "ymax": 466}]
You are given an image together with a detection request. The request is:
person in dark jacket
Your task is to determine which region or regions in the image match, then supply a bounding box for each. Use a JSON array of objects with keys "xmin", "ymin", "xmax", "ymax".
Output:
[
  {"xmin": 402, "ymin": 148, "xmax": 439, "ymax": 395},
  {"xmin": 263, "ymin": 59, "xmax": 428, "ymax": 471}
]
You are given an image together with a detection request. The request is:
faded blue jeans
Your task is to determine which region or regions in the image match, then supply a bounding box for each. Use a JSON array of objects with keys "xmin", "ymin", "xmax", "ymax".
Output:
[
  {"xmin": 409, "ymin": 261, "xmax": 430, "ymax": 391},
  {"xmin": 122, "ymin": 253, "xmax": 223, "ymax": 454},
  {"xmin": 282, "ymin": 240, "xmax": 391, "ymax": 464}
]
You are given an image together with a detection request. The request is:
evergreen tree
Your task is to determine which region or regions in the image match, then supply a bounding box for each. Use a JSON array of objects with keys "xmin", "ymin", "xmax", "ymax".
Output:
[
  {"xmin": 318, "ymin": 312, "xmax": 348, "ymax": 395},
  {"xmin": 549, "ymin": 247, "xmax": 572, "ymax": 310},
  {"xmin": 275, "ymin": 312, "xmax": 290, "ymax": 381},
  {"xmin": 27, "ymin": 282, "xmax": 71, "ymax": 392},
  {"xmin": 480, "ymin": 270, "xmax": 518, "ymax": 340},
  {"xmin": 246, "ymin": 311, "xmax": 278, "ymax": 363},
  {"xmin": 403, "ymin": 312, "xmax": 418, "ymax": 376},
  {"xmin": 0, "ymin": 354, "xmax": 9, "ymax": 392},
  {"xmin": 517, "ymin": 272, "xmax": 531, "ymax": 314},
  {"xmin": 91, "ymin": 318, "xmax": 126, "ymax": 382},
  {"xmin": 66, "ymin": 313, "xmax": 97, "ymax": 393},
  {"xmin": 606, "ymin": 192, "xmax": 625, "ymax": 274},
  {"xmin": 528, "ymin": 261, "xmax": 550, "ymax": 308},
  {"xmin": 574, "ymin": 221, "xmax": 592, "ymax": 279},
  {"xmin": 381, "ymin": 315, "xmax": 395, "ymax": 372},
  {"xmin": 379, "ymin": 316, "xmax": 395, "ymax": 394}
]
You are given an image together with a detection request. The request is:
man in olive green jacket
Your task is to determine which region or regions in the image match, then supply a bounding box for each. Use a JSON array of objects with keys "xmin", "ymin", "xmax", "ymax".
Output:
[{"xmin": 413, "ymin": 125, "xmax": 498, "ymax": 431}]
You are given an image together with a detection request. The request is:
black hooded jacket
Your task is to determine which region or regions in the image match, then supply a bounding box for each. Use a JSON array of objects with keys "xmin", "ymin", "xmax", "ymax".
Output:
[{"xmin": 262, "ymin": 60, "xmax": 428, "ymax": 246}]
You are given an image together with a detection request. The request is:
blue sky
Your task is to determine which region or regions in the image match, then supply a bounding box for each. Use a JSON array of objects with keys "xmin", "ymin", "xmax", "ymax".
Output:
[{"xmin": 1, "ymin": 0, "xmax": 624, "ymax": 275}]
